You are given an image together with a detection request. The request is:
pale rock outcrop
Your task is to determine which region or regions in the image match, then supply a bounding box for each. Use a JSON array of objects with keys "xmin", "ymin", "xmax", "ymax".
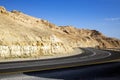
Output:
[
  {"xmin": 0, "ymin": 6, "xmax": 120, "ymax": 59},
  {"xmin": 0, "ymin": 6, "xmax": 73, "ymax": 58},
  {"xmin": 0, "ymin": 6, "xmax": 6, "ymax": 13},
  {"xmin": 59, "ymin": 26, "xmax": 120, "ymax": 48}
]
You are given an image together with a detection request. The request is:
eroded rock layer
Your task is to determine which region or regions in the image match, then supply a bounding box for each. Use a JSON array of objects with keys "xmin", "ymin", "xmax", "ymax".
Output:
[{"xmin": 0, "ymin": 6, "xmax": 120, "ymax": 58}]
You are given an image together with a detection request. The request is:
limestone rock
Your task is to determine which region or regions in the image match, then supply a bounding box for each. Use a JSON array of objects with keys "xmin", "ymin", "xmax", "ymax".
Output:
[
  {"xmin": 0, "ymin": 6, "xmax": 120, "ymax": 58},
  {"xmin": 59, "ymin": 26, "xmax": 120, "ymax": 48},
  {"xmin": 0, "ymin": 6, "xmax": 9, "ymax": 15},
  {"xmin": 0, "ymin": 6, "xmax": 6, "ymax": 13}
]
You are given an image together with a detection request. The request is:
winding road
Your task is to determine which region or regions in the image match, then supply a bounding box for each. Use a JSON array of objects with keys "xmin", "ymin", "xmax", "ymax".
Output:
[{"xmin": 0, "ymin": 48, "xmax": 120, "ymax": 74}]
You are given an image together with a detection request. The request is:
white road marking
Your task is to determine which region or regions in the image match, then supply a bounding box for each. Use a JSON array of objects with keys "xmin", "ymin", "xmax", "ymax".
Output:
[
  {"xmin": 80, "ymin": 48, "xmax": 97, "ymax": 58},
  {"xmin": 79, "ymin": 48, "xmax": 112, "ymax": 62},
  {"xmin": 100, "ymin": 50, "xmax": 111, "ymax": 58}
]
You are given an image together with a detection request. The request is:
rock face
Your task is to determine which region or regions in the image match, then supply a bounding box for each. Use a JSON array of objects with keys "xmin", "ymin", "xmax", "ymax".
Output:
[
  {"xmin": 59, "ymin": 26, "xmax": 120, "ymax": 48},
  {"xmin": 0, "ymin": 6, "xmax": 73, "ymax": 58},
  {"xmin": 0, "ymin": 6, "xmax": 120, "ymax": 58}
]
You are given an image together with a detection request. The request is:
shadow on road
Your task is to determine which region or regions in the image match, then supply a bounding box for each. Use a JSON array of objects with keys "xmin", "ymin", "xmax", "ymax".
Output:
[{"xmin": 24, "ymin": 62, "xmax": 120, "ymax": 80}]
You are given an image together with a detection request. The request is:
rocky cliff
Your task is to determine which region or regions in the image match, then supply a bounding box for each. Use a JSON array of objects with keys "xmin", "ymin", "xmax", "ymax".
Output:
[
  {"xmin": 0, "ymin": 6, "xmax": 73, "ymax": 58},
  {"xmin": 0, "ymin": 6, "xmax": 120, "ymax": 58},
  {"xmin": 59, "ymin": 26, "xmax": 120, "ymax": 48}
]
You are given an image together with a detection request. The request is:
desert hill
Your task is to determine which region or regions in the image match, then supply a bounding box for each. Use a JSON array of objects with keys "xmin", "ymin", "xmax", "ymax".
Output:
[
  {"xmin": 59, "ymin": 26, "xmax": 120, "ymax": 48},
  {"xmin": 0, "ymin": 6, "xmax": 120, "ymax": 58}
]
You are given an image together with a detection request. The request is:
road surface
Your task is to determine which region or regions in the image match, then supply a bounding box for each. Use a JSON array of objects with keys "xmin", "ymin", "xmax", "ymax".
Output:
[{"xmin": 0, "ymin": 48, "xmax": 120, "ymax": 74}]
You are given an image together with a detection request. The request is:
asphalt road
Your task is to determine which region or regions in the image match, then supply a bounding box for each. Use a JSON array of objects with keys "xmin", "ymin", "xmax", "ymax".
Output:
[
  {"xmin": 0, "ymin": 48, "xmax": 120, "ymax": 74},
  {"xmin": 0, "ymin": 62, "xmax": 120, "ymax": 80}
]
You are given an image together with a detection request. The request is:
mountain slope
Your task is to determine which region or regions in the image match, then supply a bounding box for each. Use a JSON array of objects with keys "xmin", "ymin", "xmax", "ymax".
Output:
[
  {"xmin": 0, "ymin": 6, "xmax": 120, "ymax": 58},
  {"xmin": 59, "ymin": 26, "xmax": 120, "ymax": 48},
  {"xmin": 0, "ymin": 6, "xmax": 73, "ymax": 58}
]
